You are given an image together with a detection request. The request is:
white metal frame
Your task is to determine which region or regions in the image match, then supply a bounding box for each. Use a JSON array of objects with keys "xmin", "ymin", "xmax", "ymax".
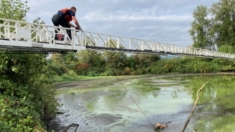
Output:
[
  {"xmin": 0, "ymin": 18, "xmax": 85, "ymax": 52},
  {"xmin": 76, "ymin": 31, "xmax": 235, "ymax": 59},
  {"xmin": 0, "ymin": 18, "xmax": 235, "ymax": 59}
]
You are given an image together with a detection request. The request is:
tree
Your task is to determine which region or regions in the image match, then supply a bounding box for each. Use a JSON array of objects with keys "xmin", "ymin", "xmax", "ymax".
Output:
[
  {"xmin": 0, "ymin": 0, "xmax": 56, "ymax": 131},
  {"xmin": 102, "ymin": 51, "xmax": 127, "ymax": 75},
  {"xmin": 189, "ymin": 0, "xmax": 235, "ymax": 51},
  {"xmin": 129, "ymin": 54, "xmax": 160, "ymax": 74},
  {"xmin": 75, "ymin": 50, "xmax": 105, "ymax": 76},
  {"xmin": 189, "ymin": 5, "xmax": 213, "ymax": 49},
  {"xmin": 210, "ymin": 0, "xmax": 235, "ymax": 48},
  {"xmin": 0, "ymin": 0, "xmax": 29, "ymax": 20}
]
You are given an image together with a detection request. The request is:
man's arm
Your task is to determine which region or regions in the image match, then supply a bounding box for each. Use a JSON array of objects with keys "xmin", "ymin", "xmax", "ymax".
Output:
[
  {"xmin": 69, "ymin": 23, "xmax": 76, "ymax": 28},
  {"xmin": 72, "ymin": 16, "xmax": 81, "ymax": 30}
]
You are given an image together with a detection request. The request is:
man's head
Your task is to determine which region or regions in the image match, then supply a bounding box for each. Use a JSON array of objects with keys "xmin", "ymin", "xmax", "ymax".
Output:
[{"xmin": 71, "ymin": 6, "xmax": 76, "ymax": 13}]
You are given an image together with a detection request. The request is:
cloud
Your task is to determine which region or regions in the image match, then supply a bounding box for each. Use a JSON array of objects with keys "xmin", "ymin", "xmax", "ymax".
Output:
[{"xmin": 82, "ymin": 13, "xmax": 192, "ymax": 22}]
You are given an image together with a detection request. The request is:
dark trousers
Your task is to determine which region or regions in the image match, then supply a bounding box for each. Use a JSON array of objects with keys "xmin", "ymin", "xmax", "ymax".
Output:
[{"xmin": 52, "ymin": 14, "xmax": 72, "ymax": 40}]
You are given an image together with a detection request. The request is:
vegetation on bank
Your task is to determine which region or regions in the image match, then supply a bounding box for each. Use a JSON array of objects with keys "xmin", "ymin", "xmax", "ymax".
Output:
[
  {"xmin": 0, "ymin": 52, "xmax": 57, "ymax": 132},
  {"xmin": 48, "ymin": 51, "xmax": 235, "ymax": 82},
  {"xmin": 0, "ymin": 0, "xmax": 56, "ymax": 131},
  {"xmin": 1, "ymin": 0, "xmax": 235, "ymax": 131}
]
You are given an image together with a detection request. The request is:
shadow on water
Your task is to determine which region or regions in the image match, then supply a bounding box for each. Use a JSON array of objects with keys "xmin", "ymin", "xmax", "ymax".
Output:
[{"xmin": 49, "ymin": 74, "xmax": 235, "ymax": 132}]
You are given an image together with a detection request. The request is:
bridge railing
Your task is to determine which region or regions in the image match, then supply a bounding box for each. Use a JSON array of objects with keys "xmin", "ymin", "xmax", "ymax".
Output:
[
  {"xmin": 0, "ymin": 18, "xmax": 235, "ymax": 59},
  {"xmin": 76, "ymin": 30, "xmax": 235, "ymax": 59},
  {"xmin": 0, "ymin": 18, "xmax": 80, "ymax": 46}
]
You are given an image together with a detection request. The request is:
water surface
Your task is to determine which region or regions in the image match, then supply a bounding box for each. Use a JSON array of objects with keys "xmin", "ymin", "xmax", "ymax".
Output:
[{"xmin": 50, "ymin": 74, "xmax": 235, "ymax": 132}]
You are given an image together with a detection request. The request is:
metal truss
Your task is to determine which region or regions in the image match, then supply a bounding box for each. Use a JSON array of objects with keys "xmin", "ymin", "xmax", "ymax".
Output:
[{"xmin": 0, "ymin": 18, "xmax": 235, "ymax": 59}]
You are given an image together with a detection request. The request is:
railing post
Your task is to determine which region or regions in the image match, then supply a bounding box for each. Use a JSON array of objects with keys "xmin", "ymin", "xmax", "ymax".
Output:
[
  {"xmin": 129, "ymin": 39, "xmax": 131, "ymax": 49},
  {"xmin": 84, "ymin": 32, "xmax": 87, "ymax": 46},
  {"xmin": 72, "ymin": 29, "xmax": 76, "ymax": 46},
  {"xmin": 117, "ymin": 38, "xmax": 120, "ymax": 48},
  {"xmin": 108, "ymin": 36, "xmax": 110, "ymax": 48}
]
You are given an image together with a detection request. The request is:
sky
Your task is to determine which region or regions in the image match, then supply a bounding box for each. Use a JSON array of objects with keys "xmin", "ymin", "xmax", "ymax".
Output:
[{"xmin": 26, "ymin": 0, "xmax": 219, "ymax": 47}]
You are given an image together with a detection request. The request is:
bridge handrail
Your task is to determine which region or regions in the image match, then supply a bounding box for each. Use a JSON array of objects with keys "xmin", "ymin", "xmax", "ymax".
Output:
[
  {"xmin": 0, "ymin": 18, "xmax": 235, "ymax": 59},
  {"xmin": 80, "ymin": 30, "xmax": 235, "ymax": 59}
]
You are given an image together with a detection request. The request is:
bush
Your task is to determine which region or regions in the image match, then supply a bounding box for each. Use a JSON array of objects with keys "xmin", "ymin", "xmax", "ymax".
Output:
[{"xmin": 0, "ymin": 53, "xmax": 57, "ymax": 131}]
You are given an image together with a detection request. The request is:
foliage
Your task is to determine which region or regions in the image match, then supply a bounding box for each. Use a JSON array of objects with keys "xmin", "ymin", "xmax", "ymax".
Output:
[
  {"xmin": 218, "ymin": 44, "xmax": 235, "ymax": 53},
  {"xmin": 150, "ymin": 57, "xmax": 220, "ymax": 74},
  {"xmin": 0, "ymin": 0, "xmax": 57, "ymax": 131},
  {"xmin": 101, "ymin": 51, "xmax": 127, "ymax": 75},
  {"xmin": 0, "ymin": 52, "xmax": 57, "ymax": 131},
  {"xmin": 189, "ymin": 0, "xmax": 235, "ymax": 50},
  {"xmin": 0, "ymin": 0, "xmax": 29, "ymax": 20},
  {"xmin": 189, "ymin": 5, "xmax": 213, "ymax": 49},
  {"xmin": 48, "ymin": 49, "xmax": 235, "ymax": 79},
  {"xmin": 76, "ymin": 50, "xmax": 105, "ymax": 76},
  {"xmin": 129, "ymin": 54, "xmax": 160, "ymax": 74},
  {"xmin": 210, "ymin": 0, "xmax": 235, "ymax": 48}
]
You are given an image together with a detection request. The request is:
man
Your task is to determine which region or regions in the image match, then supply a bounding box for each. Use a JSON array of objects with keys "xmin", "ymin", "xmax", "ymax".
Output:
[{"xmin": 52, "ymin": 6, "xmax": 81, "ymax": 41}]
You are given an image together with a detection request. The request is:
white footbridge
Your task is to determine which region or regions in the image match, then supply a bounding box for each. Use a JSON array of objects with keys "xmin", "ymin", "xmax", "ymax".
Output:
[{"xmin": 0, "ymin": 18, "xmax": 235, "ymax": 59}]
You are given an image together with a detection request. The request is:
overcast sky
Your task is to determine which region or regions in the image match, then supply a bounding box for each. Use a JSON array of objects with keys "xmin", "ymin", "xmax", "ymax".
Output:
[{"xmin": 26, "ymin": 0, "xmax": 219, "ymax": 47}]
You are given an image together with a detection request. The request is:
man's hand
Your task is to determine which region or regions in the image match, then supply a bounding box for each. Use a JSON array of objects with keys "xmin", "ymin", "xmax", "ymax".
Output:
[{"xmin": 75, "ymin": 26, "xmax": 81, "ymax": 30}]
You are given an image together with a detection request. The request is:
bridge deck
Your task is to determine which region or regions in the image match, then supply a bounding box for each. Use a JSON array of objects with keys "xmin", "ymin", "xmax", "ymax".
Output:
[
  {"xmin": 0, "ymin": 18, "xmax": 235, "ymax": 59},
  {"xmin": 0, "ymin": 38, "xmax": 83, "ymax": 52}
]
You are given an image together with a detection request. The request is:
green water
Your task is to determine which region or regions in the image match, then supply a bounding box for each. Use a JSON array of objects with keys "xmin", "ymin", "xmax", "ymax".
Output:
[
  {"xmin": 52, "ymin": 74, "xmax": 235, "ymax": 132},
  {"xmin": 183, "ymin": 75, "xmax": 235, "ymax": 132}
]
